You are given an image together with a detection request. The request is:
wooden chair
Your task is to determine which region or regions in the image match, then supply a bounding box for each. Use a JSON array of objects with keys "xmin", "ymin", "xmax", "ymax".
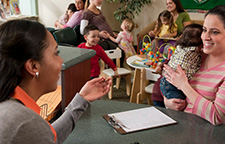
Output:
[
  {"xmin": 137, "ymin": 68, "xmax": 160, "ymax": 105},
  {"xmin": 101, "ymin": 48, "xmax": 132, "ymax": 99}
]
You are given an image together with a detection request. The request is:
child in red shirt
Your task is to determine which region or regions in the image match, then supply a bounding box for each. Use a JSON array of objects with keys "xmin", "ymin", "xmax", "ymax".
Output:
[{"xmin": 78, "ymin": 24, "xmax": 119, "ymax": 79}]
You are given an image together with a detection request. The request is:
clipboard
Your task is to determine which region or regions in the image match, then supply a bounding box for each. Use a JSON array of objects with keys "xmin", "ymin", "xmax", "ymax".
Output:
[
  {"xmin": 103, "ymin": 114, "xmax": 127, "ymax": 134},
  {"xmin": 103, "ymin": 107, "xmax": 177, "ymax": 134}
]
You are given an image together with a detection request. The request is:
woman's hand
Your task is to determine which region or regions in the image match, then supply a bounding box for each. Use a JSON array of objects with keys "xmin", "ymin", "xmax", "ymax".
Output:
[
  {"xmin": 163, "ymin": 64, "xmax": 188, "ymax": 90},
  {"xmin": 79, "ymin": 77, "xmax": 112, "ymax": 102},
  {"xmin": 99, "ymin": 30, "xmax": 109, "ymax": 39},
  {"xmin": 163, "ymin": 96, "xmax": 186, "ymax": 111}
]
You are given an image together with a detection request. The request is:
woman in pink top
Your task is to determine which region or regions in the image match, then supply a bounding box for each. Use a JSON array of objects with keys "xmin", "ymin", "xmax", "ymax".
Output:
[
  {"xmin": 54, "ymin": 3, "xmax": 76, "ymax": 29},
  {"xmin": 55, "ymin": 0, "xmax": 86, "ymax": 29},
  {"xmin": 163, "ymin": 5, "xmax": 225, "ymax": 125}
]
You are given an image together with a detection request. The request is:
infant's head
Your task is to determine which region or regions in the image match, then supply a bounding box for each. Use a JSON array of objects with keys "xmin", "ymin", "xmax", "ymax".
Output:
[
  {"xmin": 121, "ymin": 19, "xmax": 135, "ymax": 32},
  {"xmin": 176, "ymin": 23, "xmax": 203, "ymax": 48}
]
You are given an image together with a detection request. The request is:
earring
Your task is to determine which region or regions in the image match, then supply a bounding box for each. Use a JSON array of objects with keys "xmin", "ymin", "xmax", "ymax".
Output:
[{"xmin": 35, "ymin": 72, "xmax": 39, "ymax": 78}]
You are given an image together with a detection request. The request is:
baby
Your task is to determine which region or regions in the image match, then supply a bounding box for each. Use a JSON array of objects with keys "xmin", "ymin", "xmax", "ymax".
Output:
[{"xmin": 160, "ymin": 23, "xmax": 203, "ymax": 100}]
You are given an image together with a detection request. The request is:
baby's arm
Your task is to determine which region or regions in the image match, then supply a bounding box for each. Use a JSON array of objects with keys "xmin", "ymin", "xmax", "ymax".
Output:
[
  {"xmin": 107, "ymin": 32, "xmax": 123, "ymax": 44},
  {"xmin": 108, "ymin": 35, "xmax": 117, "ymax": 44}
]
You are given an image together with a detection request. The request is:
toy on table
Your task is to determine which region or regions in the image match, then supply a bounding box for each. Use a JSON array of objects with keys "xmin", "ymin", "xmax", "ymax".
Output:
[
  {"xmin": 138, "ymin": 35, "xmax": 176, "ymax": 69},
  {"xmin": 139, "ymin": 35, "xmax": 152, "ymax": 55}
]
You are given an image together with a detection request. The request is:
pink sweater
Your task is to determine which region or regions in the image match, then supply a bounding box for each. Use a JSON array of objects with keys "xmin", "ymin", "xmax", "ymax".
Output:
[
  {"xmin": 78, "ymin": 43, "xmax": 116, "ymax": 77},
  {"xmin": 63, "ymin": 10, "xmax": 83, "ymax": 28},
  {"xmin": 185, "ymin": 57, "xmax": 225, "ymax": 125}
]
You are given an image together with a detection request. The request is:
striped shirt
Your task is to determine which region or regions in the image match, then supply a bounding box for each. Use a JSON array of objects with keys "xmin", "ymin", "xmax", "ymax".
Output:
[{"xmin": 185, "ymin": 57, "xmax": 225, "ymax": 125}]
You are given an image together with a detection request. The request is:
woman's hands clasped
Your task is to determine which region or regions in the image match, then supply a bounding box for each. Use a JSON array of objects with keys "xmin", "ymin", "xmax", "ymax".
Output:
[
  {"xmin": 79, "ymin": 77, "xmax": 112, "ymax": 102},
  {"xmin": 163, "ymin": 96, "xmax": 186, "ymax": 111}
]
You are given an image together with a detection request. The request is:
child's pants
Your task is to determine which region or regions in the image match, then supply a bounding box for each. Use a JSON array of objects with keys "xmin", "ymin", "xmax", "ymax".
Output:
[{"xmin": 160, "ymin": 76, "xmax": 186, "ymax": 100}]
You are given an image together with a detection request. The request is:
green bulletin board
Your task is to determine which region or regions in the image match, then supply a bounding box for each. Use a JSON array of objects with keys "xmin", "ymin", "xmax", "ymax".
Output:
[{"xmin": 181, "ymin": 0, "xmax": 225, "ymax": 10}]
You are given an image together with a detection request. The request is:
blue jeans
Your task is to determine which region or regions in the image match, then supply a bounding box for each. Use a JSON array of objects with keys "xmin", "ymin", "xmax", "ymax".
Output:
[
  {"xmin": 153, "ymin": 101, "xmax": 165, "ymax": 108},
  {"xmin": 160, "ymin": 76, "xmax": 186, "ymax": 100}
]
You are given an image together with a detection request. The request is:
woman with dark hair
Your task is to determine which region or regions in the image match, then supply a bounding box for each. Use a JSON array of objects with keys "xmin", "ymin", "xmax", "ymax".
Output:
[
  {"xmin": 55, "ymin": 0, "xmax": 86, "ymax": 29},
  {"xmin": 149, "ymin": 0, "xmax": 191, "ymax": 38},
  {"xmin": 151, "ymin": 0, "xmax": 192, "ymax": 107},
  {"xmin": 163, "ymin": 5, "xmax": 225, "ymax": 125},
  {"xmin": 54, "ymin": 3, "xmax": 77, "ymax": 29},
  {"xmin": 0, "ymin": 19, "xmax": 111, "ymax": 143},
  {"xmin": 166, "ymin": 0, "xmax": 192, "ymax": 36}
]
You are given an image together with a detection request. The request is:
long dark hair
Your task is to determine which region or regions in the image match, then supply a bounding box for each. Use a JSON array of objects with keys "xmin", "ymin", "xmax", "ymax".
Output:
[
  {"xmin": 68, "ymin": 3, "xmax": 77, "ymax": 12},
  {"xmin": 157, "ymin": 10, "xmax": 177, "ymax": 34},
  {"xmin": 0, "ymin": 20, "xmax": 48, "ymax": 102},
  {"xmin": 205, "ymin": 5, "xmax": 225, "ymax": 29},
  {"xmin": 176, "ymin": 23, "xmax": 203, "ymax": 48},
  {"xmin": 171, "ymin": 0, "xmax": 185, "ymax": 13}
]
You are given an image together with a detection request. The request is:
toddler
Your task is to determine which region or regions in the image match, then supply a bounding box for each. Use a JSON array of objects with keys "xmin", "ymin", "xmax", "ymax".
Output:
[
  {"xmin": 149, "ymin": 10, "xmax": 177, "ymax": 53},
  {"xmin": 78, "ymin": 24, "xmax": 119, "ymax": 79},
  {"xmin": 160, "ymin": 23, "xmax": 203, "ymax": 100},
  {"xmin": 108, "ymin": 19, "xmax": 136, "ymax": 59}
]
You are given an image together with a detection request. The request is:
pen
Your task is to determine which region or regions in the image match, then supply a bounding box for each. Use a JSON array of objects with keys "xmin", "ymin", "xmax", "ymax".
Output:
[{"xmin": 111, "ymin": 115, "xmax": 129, "ymax": 129}]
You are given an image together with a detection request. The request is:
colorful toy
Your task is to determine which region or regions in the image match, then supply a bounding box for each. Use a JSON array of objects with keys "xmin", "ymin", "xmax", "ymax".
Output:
[
  {"xmin": 139, "ymin": 35, "xmax": 151, "ymax": 55},
  {"xmin": 139, "ymin": 35, "xmax": 176, "ymax": 69}
]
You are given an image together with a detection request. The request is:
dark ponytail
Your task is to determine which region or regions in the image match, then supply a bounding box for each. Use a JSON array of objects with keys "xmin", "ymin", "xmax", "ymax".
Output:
[{"xmin": 0, "ymin": 20, "xmax": 48, "ymax": 102}]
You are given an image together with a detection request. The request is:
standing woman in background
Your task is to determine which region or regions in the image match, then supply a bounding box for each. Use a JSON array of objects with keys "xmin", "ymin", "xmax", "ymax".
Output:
[
  {"xmin": 0, "ymin": 19, "xmax": 111, "ymax": 143},
  {"xmin": 55, "ymin": 0, "xmax": 86, "ymax": 29}
]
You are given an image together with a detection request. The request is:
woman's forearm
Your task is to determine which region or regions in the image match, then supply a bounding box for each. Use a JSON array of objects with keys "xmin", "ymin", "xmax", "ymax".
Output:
[{"xmin": 180, "ymin": 81, "xmax": 198, "ymax": 104}]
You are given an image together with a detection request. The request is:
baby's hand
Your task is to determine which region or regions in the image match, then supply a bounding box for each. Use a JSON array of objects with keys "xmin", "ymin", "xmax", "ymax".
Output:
[{"xmin": 155, "ymin": 65, "xmax": 162, "ymax": 74}]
